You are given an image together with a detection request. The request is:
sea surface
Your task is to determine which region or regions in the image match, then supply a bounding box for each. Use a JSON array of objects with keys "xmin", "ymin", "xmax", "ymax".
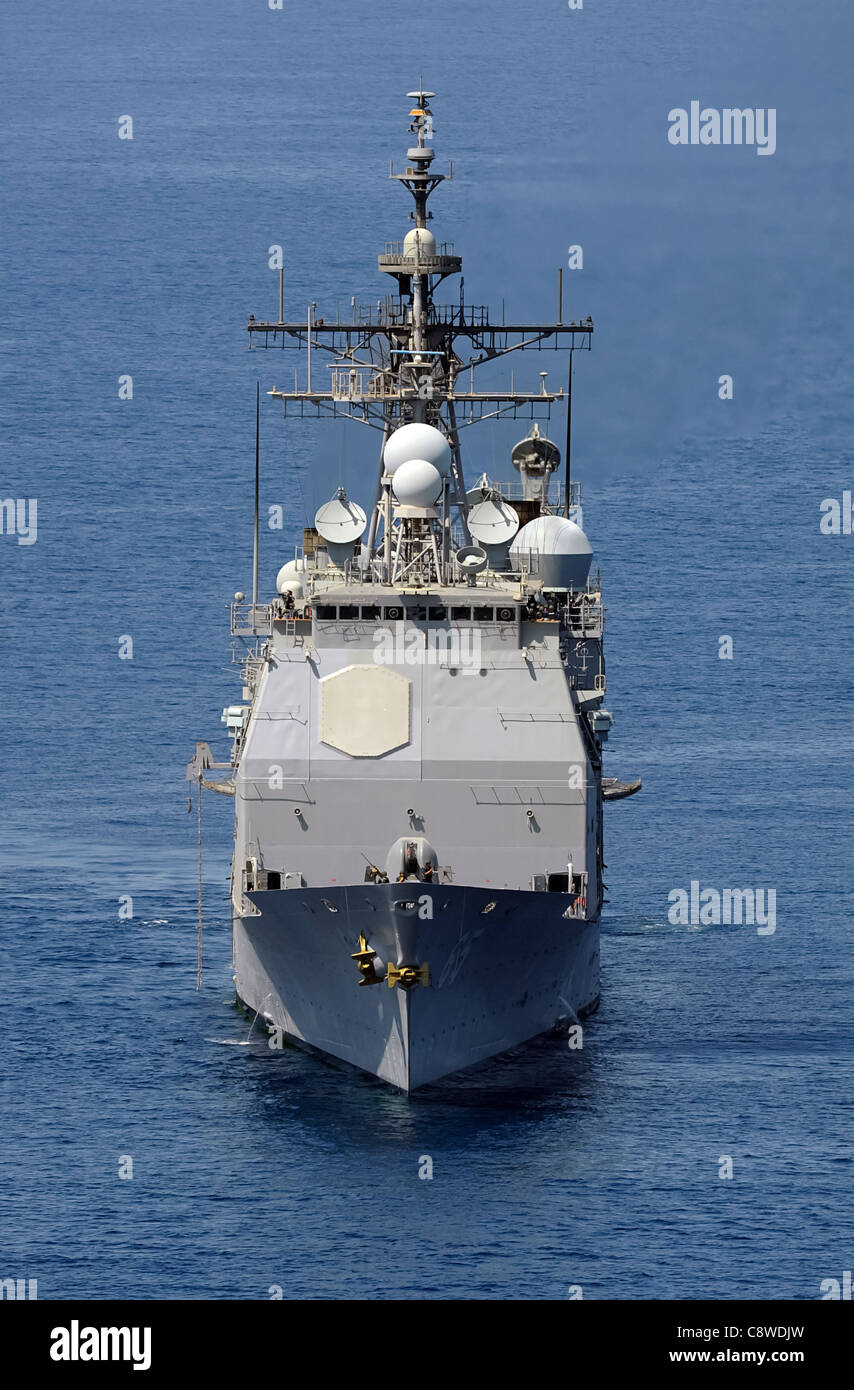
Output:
[{"xmin": 1, "ymin": 0, "xmax": 852, "ymax": 1300}]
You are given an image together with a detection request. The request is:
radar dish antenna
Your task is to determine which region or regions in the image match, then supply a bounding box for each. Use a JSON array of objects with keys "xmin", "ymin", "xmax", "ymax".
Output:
[
  {"xmin": 468, "ymin": 496, "xmax": 520, "ymax": 547},
  {"xmin": 511, "ymin": 423, "xmax": 561, "ymax": 504},
  {"xmin": 467, "ymin": 495, "xmax": 520, "ymax": 573},
  {"xmin": 314, "ymin": 488, "xmax": 367, "ymax": 567}
]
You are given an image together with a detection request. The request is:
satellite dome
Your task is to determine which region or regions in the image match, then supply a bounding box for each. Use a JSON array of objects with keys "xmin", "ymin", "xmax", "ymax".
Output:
[
  {"xmin": 276, "ymin": 557, "xmax": 308, "ymax": 596},
  {"xmin": 403, "ymin": 227, "xmax": 437, "ymax": 259},
  {"xmin": 391, "ymin": 458, "xmax": 443, "ymax": 508},
  {"xmin": 510, "ymin": 514, "xmax": 593, "ymax": 589},
  {"xmin": 384, "ymin": 422, "xmax": 451, "ymax": 476}
]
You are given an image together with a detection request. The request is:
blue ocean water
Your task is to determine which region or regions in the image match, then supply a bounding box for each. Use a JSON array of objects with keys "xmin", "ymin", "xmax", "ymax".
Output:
[{"xmin": 1, "ymin": 0, "xmax": 852, "ymax": 1300}]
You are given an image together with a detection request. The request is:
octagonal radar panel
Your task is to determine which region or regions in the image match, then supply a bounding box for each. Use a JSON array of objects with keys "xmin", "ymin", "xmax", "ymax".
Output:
[
  {"xmin": 314, "ymin": 489, "xmax": 367, "ymax": 566},
  {"xmin": 383, "ymin": 422, "xmax": 451, "ymax": 477}
]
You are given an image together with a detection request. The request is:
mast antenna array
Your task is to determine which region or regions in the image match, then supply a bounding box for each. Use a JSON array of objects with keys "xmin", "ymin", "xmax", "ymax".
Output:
[
  {"xmin": 247, "ymin": 89, "xmax": 592, "ymax": 435},
  {"xmin": 245, "ymin": 91, "xmax": 592, "ymax": 590}
]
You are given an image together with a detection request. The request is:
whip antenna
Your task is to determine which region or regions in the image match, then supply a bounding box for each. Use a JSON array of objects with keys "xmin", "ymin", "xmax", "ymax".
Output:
[{"xmin": 252, "ymin": 382, "xmax": 260, "ymax": 618}]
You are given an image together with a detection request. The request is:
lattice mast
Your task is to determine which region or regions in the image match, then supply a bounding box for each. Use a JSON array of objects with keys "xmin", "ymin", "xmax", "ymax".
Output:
[{"xmin": 247, "ymin": 90, "xmax": 593, "ymax": 584}]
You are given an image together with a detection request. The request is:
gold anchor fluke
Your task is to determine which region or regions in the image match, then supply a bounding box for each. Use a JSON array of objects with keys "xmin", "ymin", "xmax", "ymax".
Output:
[{"xmin": 351, "ymin": 932, "xmax": 382, "ymax": 986}]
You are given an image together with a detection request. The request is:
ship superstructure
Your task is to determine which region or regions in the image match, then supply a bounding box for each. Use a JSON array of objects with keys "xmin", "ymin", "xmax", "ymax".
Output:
[{"xmin": 189, "ymin": 91, "xmax": 638, "ymax": 1092}]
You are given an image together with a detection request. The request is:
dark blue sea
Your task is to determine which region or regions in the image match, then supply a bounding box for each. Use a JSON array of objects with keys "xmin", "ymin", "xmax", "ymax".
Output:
[{"xmin": 1, "ymin": 0, "xmax": 852, "ymax": 1300}]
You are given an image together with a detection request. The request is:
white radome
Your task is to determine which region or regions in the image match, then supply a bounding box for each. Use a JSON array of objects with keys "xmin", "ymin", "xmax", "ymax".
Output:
[
  {"xmin": 383, "ymin": 422, "xmax": 451, "ymax": 476},
  {"xmin": 511, "ymin": 514, "xmax": 592, "ymax": 557},
  {"xmin": 403, "ymin": 227, "xmax": 437, "ymax": 259},
  {"xmin": 510, "ymin": 514, "xmax": 593, "ymax": 588},
  {"xmin": 276, "ymin": 558, "xmax": 308, "ymax": 596},
  {"xmin": 391, "ymin": 458, "xmax": 443, "ymax": 508}
]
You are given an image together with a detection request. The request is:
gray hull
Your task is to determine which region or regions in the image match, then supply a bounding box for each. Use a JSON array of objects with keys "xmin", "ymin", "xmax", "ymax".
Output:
[{"xmin": 234, "ymin": 883, "xmax": 599, "ymax": 1092}]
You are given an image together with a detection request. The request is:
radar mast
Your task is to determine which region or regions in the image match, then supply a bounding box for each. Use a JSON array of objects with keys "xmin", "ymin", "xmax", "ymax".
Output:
[{"xmin": 246, "ymin": 91, "xmax": 593, "ymax": 592}]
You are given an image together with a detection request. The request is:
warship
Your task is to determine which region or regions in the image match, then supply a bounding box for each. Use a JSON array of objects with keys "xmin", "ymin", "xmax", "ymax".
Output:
[{"xmin": 188, "ymin": 90, "xmax": 639, "ymax": 1093}]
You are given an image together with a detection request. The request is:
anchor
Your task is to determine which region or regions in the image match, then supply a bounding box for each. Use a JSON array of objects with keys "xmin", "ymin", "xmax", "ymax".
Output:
[
  {"xmin": 387, "ymin": 961, "xmax": 430, "ymax": 990},
  {"xmin": 351, "ymin": 932, "xmax": 382, "ymax": 987}
]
